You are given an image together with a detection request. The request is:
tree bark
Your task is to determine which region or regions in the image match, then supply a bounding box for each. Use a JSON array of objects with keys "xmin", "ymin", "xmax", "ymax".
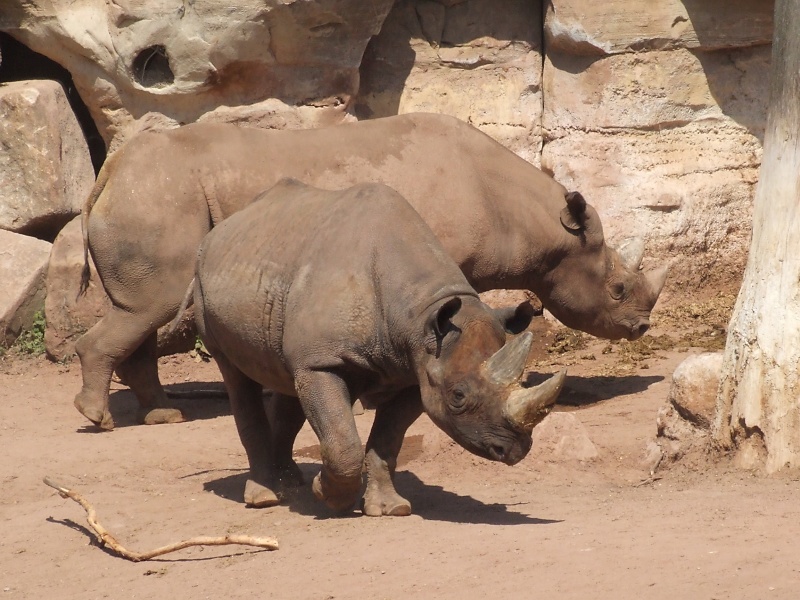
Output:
[{"xmin": 713, "ymin": 0, "xmax": 800, "ymax": 472}]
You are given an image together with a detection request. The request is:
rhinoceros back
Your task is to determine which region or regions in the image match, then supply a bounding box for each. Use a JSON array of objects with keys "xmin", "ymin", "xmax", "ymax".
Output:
[{"xmin": 195, "ymin": 179, "xmax": 476, "ymax": 391}]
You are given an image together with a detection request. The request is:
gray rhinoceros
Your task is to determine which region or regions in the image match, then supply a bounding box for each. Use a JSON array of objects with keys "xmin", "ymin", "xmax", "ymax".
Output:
[
  {"xmin": 192, "ymin": 179, "xmax": 566, "ymax": 515},
  {"xmin": 75, "ymin": 112, "xmax": 666, "ymax": 430}
]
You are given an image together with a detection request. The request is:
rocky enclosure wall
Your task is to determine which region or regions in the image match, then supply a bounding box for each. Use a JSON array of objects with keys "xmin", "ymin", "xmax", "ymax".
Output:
[{"xmin": 0, "ymin": 0, "xmax": 774, "ymax": 354}]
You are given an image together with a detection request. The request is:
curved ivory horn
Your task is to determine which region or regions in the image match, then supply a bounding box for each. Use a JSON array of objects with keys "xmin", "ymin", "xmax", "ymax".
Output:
[
  {"xmin": 617, "ymin": 237, "xmax": 645, "ymax": 270},
  {"xmin": 503, "ymin": 369, "xmax": 567, "ymax": 433},
  {"xmin": 646, "ymin": 263, "xmax": 669, "ymax": 303},
  {"xmin": 484, "ymin": 331, "xmax": 533, "ymax": 386}
]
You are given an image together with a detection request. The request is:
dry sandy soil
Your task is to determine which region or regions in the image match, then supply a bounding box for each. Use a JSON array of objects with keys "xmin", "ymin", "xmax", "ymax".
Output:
[{"xmin": 3, "ymin": 294, "xmax": 800, "ymax": 600}]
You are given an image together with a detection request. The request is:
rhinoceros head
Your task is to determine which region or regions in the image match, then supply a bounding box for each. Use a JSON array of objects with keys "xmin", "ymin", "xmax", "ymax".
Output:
[
  {"xmin": 543, "ymin": 191, "xmax": 668, "ymax": 341},
  {"xmin": 417, "ymin": 296, "xmax": 566, "ymax": 465}
]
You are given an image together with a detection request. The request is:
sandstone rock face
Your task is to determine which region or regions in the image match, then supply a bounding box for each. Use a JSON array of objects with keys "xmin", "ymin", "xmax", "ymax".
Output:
[
  {"xmin": 0, "ymin": 80, "xmax": 93, "ymax": 239},
  {"xmin": 0, "ymin": 229, "xmax": 52, "ymax": 346},
  {"xmin": 543, "ymin": 1, "xmax": 771, "ymax": 291},
  {"xmin": 355, "ymin": 0, "xmax": 544, "ymax": 163},
  {"xmin": 43, "ymin": 217, "xmax": 110, "ymax": 361},
  {"xmin": 545, "ymin": 0, "xmax": 773, "ymax": 55},
  {"xmin": 1, "ymin": 0, "xmax": 394, "ymax": 150}
]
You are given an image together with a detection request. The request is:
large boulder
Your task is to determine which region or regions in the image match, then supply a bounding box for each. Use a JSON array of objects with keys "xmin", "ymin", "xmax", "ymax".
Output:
[
  {"xmin": 0, "ymin": 0, "xmax": 395, "ymax": 150},
  {"xmin": 0, "ymin": 80, "xmax": 93, "ymax": 239},
  {"xmin": 0, "ymin": 229, "xmax": 51, "ymax": 346}
]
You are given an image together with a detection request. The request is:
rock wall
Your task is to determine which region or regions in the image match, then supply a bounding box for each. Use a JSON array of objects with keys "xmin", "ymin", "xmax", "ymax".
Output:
[
  {"xmin": 0, "ymin": 0, "xmax": 776, "ymax": 353},
  {"xmin": 542, "ymin": 0, "xmax": 772, "ymax": 292}
]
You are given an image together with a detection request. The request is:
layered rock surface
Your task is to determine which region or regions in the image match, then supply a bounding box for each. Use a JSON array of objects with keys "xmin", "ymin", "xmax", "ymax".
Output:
[
  {"xmin": 1, "ymin": 0, "xmax": 395, "ymax": 149},
  {"xmin": 542, "ymin": 0, "xmax": 771, "ymax": 290},
  {"xmin": 0, "ymin": 80, "xmax": 93, "ymax": 239}
]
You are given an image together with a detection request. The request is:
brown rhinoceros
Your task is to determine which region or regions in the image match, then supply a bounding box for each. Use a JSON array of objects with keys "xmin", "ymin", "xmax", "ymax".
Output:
[
  {"xmin": 75, "ymin": 112, "xmax": 666, "ymax": 430},
  {"xmin": 192, "ymin": 179, "xmax": 566, "ymax": 515}
]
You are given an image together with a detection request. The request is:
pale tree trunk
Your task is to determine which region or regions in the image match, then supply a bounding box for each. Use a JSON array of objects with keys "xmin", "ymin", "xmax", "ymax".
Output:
[{"xmin": 713, "ymin": 0, "xmax": 800, "ymax": 472}]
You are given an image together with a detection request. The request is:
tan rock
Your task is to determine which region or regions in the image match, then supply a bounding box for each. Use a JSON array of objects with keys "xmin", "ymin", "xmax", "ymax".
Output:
[
  {"xmin": 2, "ymin": 0, "xmax": 395, "ymax": 148},
  {"xmin": 530, "ymin": 412, "xmax": 598, "ymax": 462},
  {"xmin": 545, "ymin": 0, "xmax": 774, "ymax": 55},
  {"xmin": 543, "ymin": 46, "xmax": 770, "ymax": 135},
  {"xmin": 0, "ymin": 230, "xmax": 52, "ymax": 346},
  {"xmin": 355, "ymin": 0, "xmax": 543, "ymax": 163},
  {"xmin": 667, "ymin": 352, "xmax": 723, "ymax": 430},
  {"xmin": 0, "ymin": 80, "xmax": 93, "ymax": 238}
]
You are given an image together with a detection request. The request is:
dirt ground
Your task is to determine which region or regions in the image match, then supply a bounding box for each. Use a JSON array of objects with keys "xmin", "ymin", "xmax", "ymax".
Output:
[{"xmin": 3, "ymin": 292, "xmax": 800, "ymax": 600}]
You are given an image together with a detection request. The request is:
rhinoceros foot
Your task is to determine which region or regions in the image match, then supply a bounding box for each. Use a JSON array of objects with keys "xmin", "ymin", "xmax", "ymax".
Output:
[
  {"xmin": 312, "ymin": 472, "xmax": 360, "ymax": 513},
  {"xmin": 139, "ymin": 407, "xmax": 185, "ymax": 426},
  {"xmin": 244, "ymin": 479, "xmax": 281, "ymax": 508},
  {"xmin": 74, "ymin": 392, "xmax": 114, "ymax": 430},
  {"xmin": 361, "ymin": 486, "xmax": 412, "ymax": 517}
]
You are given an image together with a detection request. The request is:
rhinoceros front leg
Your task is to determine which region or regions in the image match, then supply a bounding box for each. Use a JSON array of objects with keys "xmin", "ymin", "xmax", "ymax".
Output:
[
  {"xmin": 114, "ymin": 332, "xmax": 184, "ymax": 426},
  {"xmin": 362, "ymin": 387, "xmax": 423, "ymax": 517},
  {"xmin": 215, "ymin": 354, "xmax": 280, "ymax": 508},
  {"xmin": 295, "ymin": 370, "xmax": 364, "ymax": 513},
  {"xmin": 265, "ymin": 393, "xmax": 307, "ymax": 488}
]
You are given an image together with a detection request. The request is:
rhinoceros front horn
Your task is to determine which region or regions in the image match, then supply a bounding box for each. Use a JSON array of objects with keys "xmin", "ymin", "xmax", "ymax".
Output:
[
  {"xmin": 484, "ymin": 331, "xmax": 534, "ymax": 386},
  {"xmin": 617, "ymin": 237, "xmax": 645, "ymax": 270},
  {"xmin": 504, "ymin": 369, "xmax": 567, "ymax": 434}
]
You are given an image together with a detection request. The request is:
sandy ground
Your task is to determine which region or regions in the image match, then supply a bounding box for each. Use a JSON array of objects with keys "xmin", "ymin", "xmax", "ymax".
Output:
[{"xmin": 3, "ymin": 312, "xmax": 800, "ymax": 600}]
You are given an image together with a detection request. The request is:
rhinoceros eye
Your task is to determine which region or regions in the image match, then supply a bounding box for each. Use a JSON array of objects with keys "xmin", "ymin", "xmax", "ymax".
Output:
[
  {"xmin": 610, "ymin": 281, "xmax": 626, "ymax": 301},
  {"xmin": 449, "ymin": 388, "xmax": 469, "ymax": 413}
]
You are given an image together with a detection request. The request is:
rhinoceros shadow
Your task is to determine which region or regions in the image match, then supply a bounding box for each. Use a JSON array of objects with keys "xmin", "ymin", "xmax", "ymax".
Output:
[
  {"xmin": 79, "ymin": 383, "xmax": 233, "ymax": 430},
  {"xmin": 203, "ymin": 465, "xmax": 561, "ymax": 526},
  {"xmin": 523, "ymin": 372, "xmax": 665, "ymax": 409}
]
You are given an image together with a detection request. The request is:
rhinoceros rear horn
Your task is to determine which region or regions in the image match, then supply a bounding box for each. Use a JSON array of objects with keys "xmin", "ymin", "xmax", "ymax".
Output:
[
  {"xmin": 617, "ymin": 237, "xmax": 645, "ymax": 270},
  {"xmin": 484, "ymin": 331, "xmax": 533, "ymax": 386},
  {"xmin": 504, "ymin": 369, "xmax": 567, "ymax": 434}
]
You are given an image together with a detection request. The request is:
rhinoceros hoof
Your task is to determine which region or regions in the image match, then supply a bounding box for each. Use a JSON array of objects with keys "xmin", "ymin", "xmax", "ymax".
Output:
[
  {"xmin": 244, "ymin": 479, "xmax": 281, "ymax": 508},
  {"xmin": 312, "ymin": 473, "xmax": 359, "ymax": 513},
  {"xmin": 140, "ymin": 408, "xmax": 186, "ymax": 426},
  {"xmin": 74, "ymin": 393, "xmax": 115, "ymax": 430},
  {"xmin": 362, "ymin": 489, "xmax": 412, "ymax": 517}
]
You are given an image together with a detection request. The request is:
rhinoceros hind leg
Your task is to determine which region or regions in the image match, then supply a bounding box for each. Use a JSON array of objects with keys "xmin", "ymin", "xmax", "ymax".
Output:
[
  {"xmin": 361, "ymin": 388, "xmax": 423, "ymax": 517},
  {"xmin": 74, "ymin": 305, "xmax": 163, "ymax": 431},
  {"xmin": 116, "ymin": 332, "xmax": 185, "ymax": 425},
  {"xmin": 266, "ymin": 393, "xmax": 307, "ymax": 488}
]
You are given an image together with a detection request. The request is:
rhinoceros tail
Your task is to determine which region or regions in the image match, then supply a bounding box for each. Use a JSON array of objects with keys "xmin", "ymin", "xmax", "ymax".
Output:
[
  {"xmin": 77, "ymin": 152, "xmax": 118, "ymax": 299},
  {"xmin": 167, "ymin": 278, "xmax": 196, "ymax": 335}
]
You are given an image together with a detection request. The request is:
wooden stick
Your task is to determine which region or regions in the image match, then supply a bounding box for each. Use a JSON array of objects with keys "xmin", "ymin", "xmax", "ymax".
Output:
[{"xmin": 43, "ymin": 476, "xmax": 279, "ymax": 561}]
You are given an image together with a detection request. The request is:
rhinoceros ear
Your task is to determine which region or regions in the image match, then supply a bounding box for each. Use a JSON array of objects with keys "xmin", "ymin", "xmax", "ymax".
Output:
[
  {"xmin": 426, "ymin": 296, "xmax": 463, "ymax": 357},
  {"xmin": 491, "ymin": 301, "xmax": 542, "ymax": 334},
  {"xmin": 560, "ymin": 191, "xmax": 587, "ymax": 232},
  {"xmin": 431, "ymin": 296, "xmax": 462, "ymax": 339}
]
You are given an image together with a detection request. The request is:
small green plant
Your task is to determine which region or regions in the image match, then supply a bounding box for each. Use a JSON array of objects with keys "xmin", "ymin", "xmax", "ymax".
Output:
[
  {"xmin": 190, "ymin": 335, "xmax": 212, "ymax": 362},
  {"xmin": 14, "ymin": 311, "xmax": 47, "ymax": 356}
]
